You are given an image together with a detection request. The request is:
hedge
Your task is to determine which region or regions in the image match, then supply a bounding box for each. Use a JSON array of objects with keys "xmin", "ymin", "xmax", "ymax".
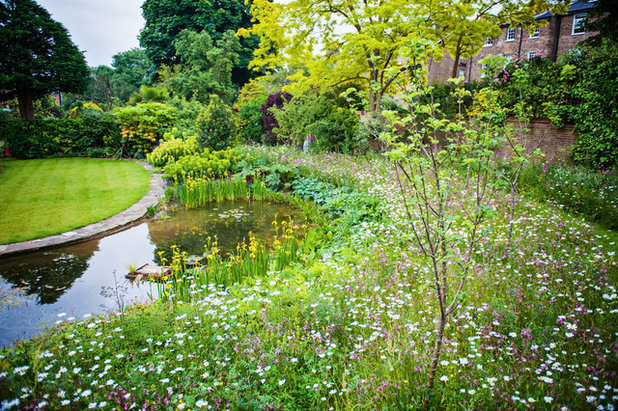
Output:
[{"xmin": 0, "ymin": 116, "xmax": 120, "ymax": 159}]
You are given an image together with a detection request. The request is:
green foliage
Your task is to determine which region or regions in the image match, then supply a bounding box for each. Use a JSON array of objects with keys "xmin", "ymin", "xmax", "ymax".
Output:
[
  {"xmin": 270, "ymin": 92, "xmax": 361, "ymax": 153},
  {"xmin": 111, "ymin": 48, "xmax": 156, "ymax": 100},
  {"xmin": 168, "ymin": 97, "xmax": 208, "ymax": 133},
  {"xmin": 0, "ymin": 0, "xmax": 90, "ymax": 119},
  {"xmin": 0, "ymin": 116, "xmax": 120, "ymax": 159},
  {"xmin": 112, "ymin": 102, "xmax": 177, "ymax": 155},
  {"xmin": 519, "ymin": 162, "xmax": 618, "ymax": 230},
  {"xmin": 146, "ymin": 131, "xmax": 200, "ymax": 167},
  {"xmin": 235, "ymin": 78, "xmax": 269, "ymax": 109},
  {"xmin": 163, "ymin": 147, "xmax": 244, "ymax": 182},
  {"xmin": 139, "ymin": 0, "xmax": 258, "ymax": 88},
  {"xmin": 159, "ymin": 30, "xmax": 241, "ymax": 104},
  {"xmin": 291, "ymin": 177, "xmax": 382, "ymax": 229},
  {"xmin": 237, "ymin": 97, "xmax": 266, "ymax": 142},
  {"xmin": 84, "ymin": 49, "xmax": 155, "ymax": 109},
  {"xmin": 195, "ymin": 95, "xmax": 237, "ymax": 151},
  {"xmin": 128, "ymin": 85, "xmax": 169, "ymax": 106},
  {"xmin": 567, "ymin": 41, "xmax": 618, "ymax": 168}
]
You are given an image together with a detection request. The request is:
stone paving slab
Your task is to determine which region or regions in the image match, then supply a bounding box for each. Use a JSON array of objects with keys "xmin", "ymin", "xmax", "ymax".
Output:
[{"xmin": 0, "ymin": 161, "xmax": 166, "ymax": 257}]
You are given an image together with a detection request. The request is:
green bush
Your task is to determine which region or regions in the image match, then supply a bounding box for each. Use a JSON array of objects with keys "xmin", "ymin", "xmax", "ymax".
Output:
[
  {"xmin": 112, "ymin": 102, "xmax": 177, "ymax": 155},
  {"xmin": 0, "ymin": 116, "xmax": 120, "ymax": 159},
  {"xmin": 237, "ymin": 97, "xmax": 266, "ymax": 143},
  {"xmin": 146, "ymin": 131, "xmax": 200, "ymax": 167},
  {"xmin": 271, "ymin": 92, "xmax": 361, "ymax": 153},
  {"xmin": 163, "ymin": 147, "xmax": 245, "ymax": 181},
  {"xmin": 566, "ymin": 41, "xmax": 618, "ymax": 168},
  {"xmin": 196, "ymin": 95, "xmax": 237, "ymax": 151}
]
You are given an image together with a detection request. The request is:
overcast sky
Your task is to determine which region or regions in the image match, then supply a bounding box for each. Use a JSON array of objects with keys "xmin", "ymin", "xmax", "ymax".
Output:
[{"xmin": 36, "ymin": 0, "xmax": 145, "ymax": 68}]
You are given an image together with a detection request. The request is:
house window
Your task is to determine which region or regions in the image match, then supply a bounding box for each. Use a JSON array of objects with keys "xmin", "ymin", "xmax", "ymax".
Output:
[
  {"xmin": 529, "ymin": 27, "xmax": 540, "ymax": 38},
  {"xmin": 480, "ymin": 63, "xmax": 489, "ymax": 78},
  {"xmin": 527, "ymin": 51, "xmax": 540, "ymax": 59},
  {"xmin": 572, "ymin": 13, "xmax": 586, "ymax": 35},
  {"xmin": 506, "ymin": 27, "xmax": 516, "ymax": 41},
  {"xmin": 458, "ymin": 68, "xmax": 465, "ymax": 79},
  {"xmin": 483, "ymin": 37, "xmax": 493, "ymax": 47}
]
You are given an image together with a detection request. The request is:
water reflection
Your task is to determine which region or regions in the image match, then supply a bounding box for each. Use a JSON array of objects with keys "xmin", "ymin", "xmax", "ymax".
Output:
[
  {"xmin": 149, "ymin": 201, "xmax": 304, "ymax": 265},
  {"xmin": 0, "ymin": 242, "xmax": 97, "ymax": 304},
  {"xmin": 0, "ymin": 200, "xmax": 302, "ymax": 347}
]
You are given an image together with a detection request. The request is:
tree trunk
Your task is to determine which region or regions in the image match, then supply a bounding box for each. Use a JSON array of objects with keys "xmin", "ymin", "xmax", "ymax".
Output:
[
  {"xmin": 426, "ymin": 312, "xmax": 446, "ymax": 405},
  {"xmin": 17, "ymin": 89, "xmax": 34, "ymax": 119}
]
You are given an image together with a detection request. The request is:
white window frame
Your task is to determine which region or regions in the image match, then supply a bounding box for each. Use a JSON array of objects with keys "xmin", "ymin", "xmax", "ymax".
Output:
[
  {"xmin": 527, "ymin": 51, "xmax": 539, "ymax": 60},
  {"xmin": 529, "ymin": 27, "xmax": 540, "ymax": 39},
  {"xmin": 506, "ymin": 27, "xmax": 516, "ymax": 41},
  {"xmin": 480, "ymin": 63, "xmax": 489, "ymax": 78},
  {"xmin": 458, "ymin": 68, "xmax": 466, "ymax": 79},
  {"xmin": 572, "ymin": 13, "xmax": 586, "ymax": 35},
  {"xmin": 483, "ymin": 37, "xmax": 493, "ymax": 47}
]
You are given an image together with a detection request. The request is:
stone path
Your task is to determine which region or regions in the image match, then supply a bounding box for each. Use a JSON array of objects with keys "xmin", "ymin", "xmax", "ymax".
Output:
[{"xmin": 0, "ymin": 161, "xmax": 166, "ymax": 257}]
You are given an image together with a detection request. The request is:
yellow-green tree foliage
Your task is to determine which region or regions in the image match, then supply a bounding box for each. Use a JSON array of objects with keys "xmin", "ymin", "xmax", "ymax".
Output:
[{"xmin": 239, "ymin": 0, "xmax": 569, "ymax": 112}]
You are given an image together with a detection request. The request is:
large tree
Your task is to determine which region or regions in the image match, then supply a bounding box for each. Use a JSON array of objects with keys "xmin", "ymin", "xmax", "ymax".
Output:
[
  {"xmin": 139, "ymin": 0, "xmax": 258, "ymax": 88},
  {"xmin": 0, "ymin": 0, "xmax": 89, "ymax": 119},
  {"xmin": 159, "ymin": 29, "xmax": 240, "ymax": 104},
  {"xmin": 240, "ymin": 0, "xmax": 569, "ymax": 113}
]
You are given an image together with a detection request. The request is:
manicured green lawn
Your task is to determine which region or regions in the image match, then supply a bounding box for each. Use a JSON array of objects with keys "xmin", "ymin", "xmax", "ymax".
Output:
[{"xmin": 0, "ymin": 158, "xmax": 150, "ymax": 244}]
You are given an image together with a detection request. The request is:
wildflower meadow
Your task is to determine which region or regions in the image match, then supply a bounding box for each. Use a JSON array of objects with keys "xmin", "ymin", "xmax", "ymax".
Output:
[{"xmin": 1, "ymin": 145, "xmax": 616, "ymax": 410}]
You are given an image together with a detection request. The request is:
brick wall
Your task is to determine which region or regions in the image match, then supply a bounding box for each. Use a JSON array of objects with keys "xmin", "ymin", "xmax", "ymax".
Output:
[{"xmin": 498, "ymin": 118, "xmax": 577, "ymax": 162}]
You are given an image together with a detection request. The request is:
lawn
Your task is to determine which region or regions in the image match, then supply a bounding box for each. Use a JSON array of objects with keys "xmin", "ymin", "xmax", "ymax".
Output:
[{"xmin": 0, "ymin": 158, "xmax": 150, "ymax": 244}]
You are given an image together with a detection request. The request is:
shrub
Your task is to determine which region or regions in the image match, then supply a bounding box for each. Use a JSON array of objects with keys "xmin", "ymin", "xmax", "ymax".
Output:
[
  {"xmin": 146, "ymin": 131, "xmax": 200, "ymax": 167},
  {"xmin": 0, "ymin": 116, "xmax": 120, "ymax": 159},
  {"xmin": 238, "ymin": 97, "xmax": 266, "ymax": 142},
  {"xmin": 235, "ymin": 78, "xmax": 269, "ymax": 109},
  {"xmin": 112, "ymin": 102, "xmax": 177, "ymax": 155},
  {"xmin": 69, "ymin": 102, "xmax": 104, "ymax": 119},
  {"xmin": 195, "ymin": 95, "xmax": 237, "ymax": 151},
  {"xmin": 169, "ymin": 97, "xmax": 207, "ymax": 133},
  {"xmin": 269, "ymin": 92, "xmax": 361, "ymax": 153},
  {"xmin": 163, "ymin": 147, "xmax": 245, "ymax": 181},
  {"xmin": 260, "ymin": 91, "xmax": 292, "ymax": 145}
]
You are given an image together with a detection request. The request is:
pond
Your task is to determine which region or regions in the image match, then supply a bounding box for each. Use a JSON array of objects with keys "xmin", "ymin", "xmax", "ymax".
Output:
[{"xmin": 0, "ymin": 200, "xmax": 303, "ymax": 348}]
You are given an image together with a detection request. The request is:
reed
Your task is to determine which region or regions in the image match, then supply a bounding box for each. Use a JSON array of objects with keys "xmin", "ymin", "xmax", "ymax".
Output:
[
  {"xmin": 155, "ymin": 221, "xmax": 308, "ymax": 303},
  {"xmin": 175, "ymin": 174, "xmax": 267, "ymax": 207}
]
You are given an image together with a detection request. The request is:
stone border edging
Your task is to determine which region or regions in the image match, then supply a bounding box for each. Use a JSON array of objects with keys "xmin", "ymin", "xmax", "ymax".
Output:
[{"xmin": 0, "ymin": 161, "xmax": 166, "ymax": 257}]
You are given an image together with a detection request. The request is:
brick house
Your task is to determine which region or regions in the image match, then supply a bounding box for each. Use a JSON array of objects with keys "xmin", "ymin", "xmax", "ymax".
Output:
[{"xmin": 427, "ymin": 0, "xmax": 598, "ymax": 83}]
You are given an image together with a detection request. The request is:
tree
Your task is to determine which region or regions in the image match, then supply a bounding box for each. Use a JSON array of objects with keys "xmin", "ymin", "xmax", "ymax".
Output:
[
  {"xmin": 0, "ymin": 0, "xmax": 89, "ymax": 119},
  {"xmin": 139, "ymin": 0, "xmax": 258, "ymax": 87},
  {"xmin": 85, "ymin": 65, "xmax": 116, "ymax": 110},
  {"xmin": 110, "ymin": 48, "xmax": 156, "ymax": 102},
  {"xmin": 584, "ymin": 0, "xmax": 618, "ymax": 45},
  {"xmin": 240, "ymin": 0, "xmax": 569, "ymax": 113},
  {"xmin": 159, "ymin": 30, "xmax": 240, "ymax": 104},
  {"xmin": 418, "ymin": 0, "xmax": 569, "ymax": 79},
  {"xmin": 239, "ymin": 0, "xmax": 419, "ymax": 114}
]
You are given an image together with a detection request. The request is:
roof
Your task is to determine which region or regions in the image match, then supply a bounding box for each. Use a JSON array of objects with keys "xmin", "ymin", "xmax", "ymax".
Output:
[{"xmin": 535, "ymin": 0, "xmax": 597, "ymax": 20}]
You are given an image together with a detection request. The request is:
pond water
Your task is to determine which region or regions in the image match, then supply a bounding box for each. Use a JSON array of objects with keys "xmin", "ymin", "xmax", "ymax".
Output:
[{"xmin": 0, "ymin": 201, "xmax": 303, "ymax": 348}]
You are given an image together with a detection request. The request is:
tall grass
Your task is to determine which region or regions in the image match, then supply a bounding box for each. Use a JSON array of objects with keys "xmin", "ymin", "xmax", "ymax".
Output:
[
  {"xmin": 175, "ymin": 174, "xmax": 268, "ymax": 207},
  {"xmin": 518, "ymin": 162, "xmax": 618, "ymax": 230}
]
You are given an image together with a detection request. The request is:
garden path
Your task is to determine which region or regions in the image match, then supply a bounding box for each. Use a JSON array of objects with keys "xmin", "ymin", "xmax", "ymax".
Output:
[{"xmin": 0, "ymin": 161, "xmax": 165, "ymax": 257}]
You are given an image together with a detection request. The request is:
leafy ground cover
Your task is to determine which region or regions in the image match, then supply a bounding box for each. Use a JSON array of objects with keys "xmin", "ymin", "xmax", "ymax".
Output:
[
  {"xmin": 0, "ymin": 147, "xmax": 616, "ymax": 409},
  {"xmin": 0, "ymin": 158, "xmax": 150, "ymax": 244}
]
